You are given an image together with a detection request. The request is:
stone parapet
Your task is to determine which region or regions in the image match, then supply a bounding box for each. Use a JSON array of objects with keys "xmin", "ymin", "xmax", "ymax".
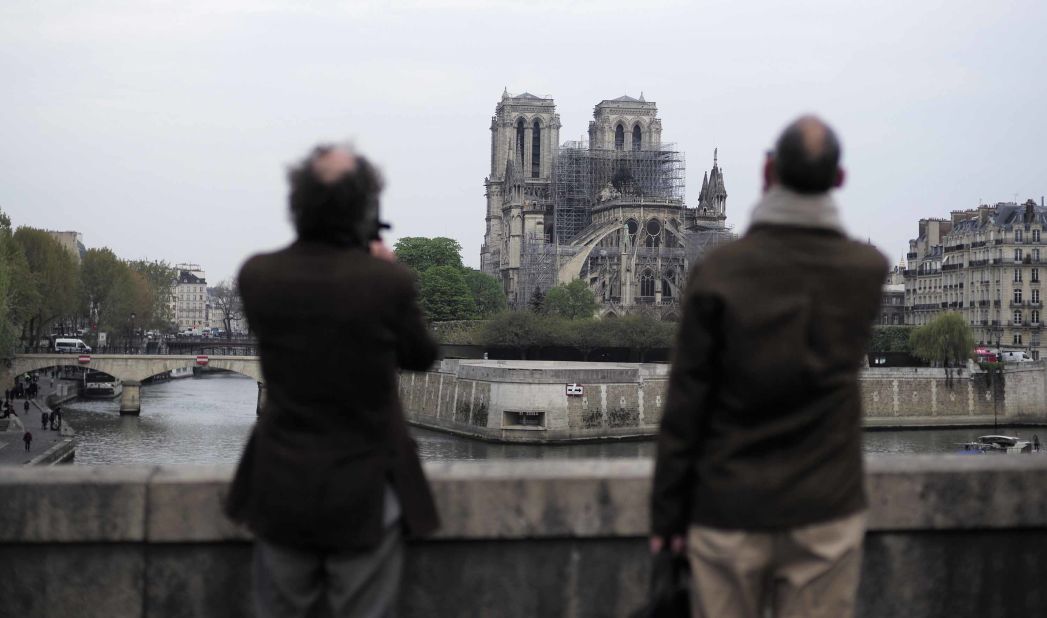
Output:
[{"xmin": 3, "ymin": 457, "xmax": 1047, "ymax": 616}]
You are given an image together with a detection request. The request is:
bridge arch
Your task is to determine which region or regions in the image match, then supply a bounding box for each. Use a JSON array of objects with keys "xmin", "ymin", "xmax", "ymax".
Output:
[{"xmin": 12, "ymin": 354, "xmax": 264, "ymax": 416}]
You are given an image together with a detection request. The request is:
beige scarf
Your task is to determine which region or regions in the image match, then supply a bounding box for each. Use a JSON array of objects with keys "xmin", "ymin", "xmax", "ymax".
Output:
[{"xmin": 748, "ymin": 185, "xmax": 845, "ymax": 233}]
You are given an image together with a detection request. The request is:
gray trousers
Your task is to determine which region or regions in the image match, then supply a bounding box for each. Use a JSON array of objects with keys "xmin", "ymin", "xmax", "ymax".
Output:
[{"xmin": 253, "ymin": 526, "xmax": 404, "ymax": 618}]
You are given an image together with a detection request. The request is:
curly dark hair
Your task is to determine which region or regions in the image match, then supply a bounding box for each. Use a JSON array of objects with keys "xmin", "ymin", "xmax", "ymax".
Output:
[{"xmin": 287, "ymin": 145, "xmax": 385, "ymax": 247}]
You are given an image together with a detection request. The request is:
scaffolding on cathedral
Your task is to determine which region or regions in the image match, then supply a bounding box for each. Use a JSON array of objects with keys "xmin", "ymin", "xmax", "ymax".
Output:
[
  {"xmin": 552, "ymin": 141, "xmax": 686, "ymax": 245},
  {"xmin": 683, "ymin": 227, "xmax": 736, "ymax": 264}
]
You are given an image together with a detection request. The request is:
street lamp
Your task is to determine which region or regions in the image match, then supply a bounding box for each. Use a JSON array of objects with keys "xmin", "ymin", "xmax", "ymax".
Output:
[{"xmin": 130, "ymin": 312, "xmax": 137, "ymax": 354}]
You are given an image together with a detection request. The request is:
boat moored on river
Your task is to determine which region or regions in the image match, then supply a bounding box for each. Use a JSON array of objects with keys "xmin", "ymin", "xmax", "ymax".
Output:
[
  {"xmin": 82, "ymin": 372, "xmax": 122, "ymax": 399},
  {"xmin": 959, "ymin": 435, "xmax": 1033, "ymax": 454}
]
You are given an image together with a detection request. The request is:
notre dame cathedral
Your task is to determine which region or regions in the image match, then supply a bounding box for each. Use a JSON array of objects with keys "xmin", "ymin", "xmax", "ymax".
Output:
[{"xmin": 481, "ymin": 90, "xmax": 731, "ymax": 318}]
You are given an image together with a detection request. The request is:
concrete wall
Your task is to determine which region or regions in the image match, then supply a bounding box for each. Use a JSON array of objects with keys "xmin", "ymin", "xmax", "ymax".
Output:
[
  {"xmin": 861, "ymin": 363, "xmax": 1047, "ymax": 426},
  {"xmin": 400, "ymin": 360, "xmax": 670, "ymax": 442},
  {"xmin": 403, "ymin": 361, "xmax": 1047, "ymax": 439},
  {"xmin": 3, "ymin": 457, "xmax": 1047, "ymax": 617}
]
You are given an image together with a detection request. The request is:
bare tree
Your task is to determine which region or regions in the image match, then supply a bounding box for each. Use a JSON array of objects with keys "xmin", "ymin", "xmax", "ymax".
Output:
[{"xmin": 210, "ymin": 279, "xmax": 244, "ymax": 336}]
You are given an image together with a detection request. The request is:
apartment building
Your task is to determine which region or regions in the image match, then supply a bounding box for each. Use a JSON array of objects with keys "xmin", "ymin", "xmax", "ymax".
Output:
[{"xmin": 905, "ymin": 200, "xmax": 1047, "ymax": 359}]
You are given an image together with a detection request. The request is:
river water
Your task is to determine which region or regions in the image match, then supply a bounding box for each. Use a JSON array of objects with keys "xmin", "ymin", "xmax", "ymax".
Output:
[{"xmin": 62, "ymin": 373, "xmax": 1045, "ymax": 465}]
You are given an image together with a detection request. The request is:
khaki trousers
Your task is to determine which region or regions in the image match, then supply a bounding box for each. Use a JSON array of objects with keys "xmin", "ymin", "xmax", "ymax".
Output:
[{"xmin": 686, "ymin": 511, "xmax": 865, "ymax": 618}]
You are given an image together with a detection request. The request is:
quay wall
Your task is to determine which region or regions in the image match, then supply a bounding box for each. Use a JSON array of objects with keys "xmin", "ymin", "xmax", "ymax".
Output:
[
  {"xmin": 403, "ymin": 361, "xmax": 1047, "ymax": 439},
  {"xmin": 400, "ymin": 360, "xmax": 670, "ymax": 442},
  {"xmin": 3, "ymin": 457, "xmax": 1047, "ymax": 617}
]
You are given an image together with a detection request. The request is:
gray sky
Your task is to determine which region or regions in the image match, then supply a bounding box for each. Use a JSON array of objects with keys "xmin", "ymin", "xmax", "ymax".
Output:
[{"xmin": 2, "ymin": 0, "xmax": 1046, "ymax": 283}]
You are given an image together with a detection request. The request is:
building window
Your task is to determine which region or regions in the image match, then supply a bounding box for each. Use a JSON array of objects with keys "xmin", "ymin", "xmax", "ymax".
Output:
[
  {"xmin": 1034, "ymin": 268, "xmax": 1040, "ymax": 283},
  {"xmin": 1014, "ymin": 334, "xmax": 1023, "ymax": 345},
  {"xmin": 632, "ymin": 124, "xmax": 642, "ymax": 151},
  {"xmin": 1037, "ymin": 249, "xmax": 1042, "ymax": 262},
  {"xmin": 615, "ymin": 124, "xmax": 625, "ymax": 151},
  {"xmin": 1035, "ymin": 289, "xmax": 1041, "ymax": 303},
  {"xmin": 515, "ymin": 118, "xmax": 525, "ymax": 163},
  {"xmin": 1033, "ymin": 310, "xmax": 1041, "ymax": 324},
  {"xmin": 1015, "ymin": 289, "xmax": 1023, "ymax": 303},
  {"xmin": 1015, "ymin": 248, "xmax": 1023, "ymax": 261},
  {"xmin": 1015, "ymin": 269, "xmax": 1023, "ymax": 283},
  {"xmin": 640, "ymin": 269, "xmax": 655, "ymax": 297},
  {"xmin": 1014, "ymin": 311, "xmax": 1023, "ymax": 325},
  {"xmin": 1035, "ymin": 229, "xmax": 1042, "ymax": 243},
  {"xmin": 531, "ymin": 120, "xmax": 541, "ymax": 178},
  {"xmin": 1016, "ymin": 229, "xmax": 1024, "ymax": 242}
]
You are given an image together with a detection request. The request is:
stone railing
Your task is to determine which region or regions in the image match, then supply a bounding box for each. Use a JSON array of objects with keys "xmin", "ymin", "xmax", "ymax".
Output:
[{"xmin": 3, "ymin": 456, "xmax": 1047, "ymax": 617}]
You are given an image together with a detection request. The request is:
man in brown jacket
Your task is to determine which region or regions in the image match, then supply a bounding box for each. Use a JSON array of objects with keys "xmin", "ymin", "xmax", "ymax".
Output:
[
  {"xmin": 652, "ymin": 116, "xmax": 888, "ymax": 618},
  {"xmin": 226, "ymin": 144, "xmax": 439, "ymax": 618}
]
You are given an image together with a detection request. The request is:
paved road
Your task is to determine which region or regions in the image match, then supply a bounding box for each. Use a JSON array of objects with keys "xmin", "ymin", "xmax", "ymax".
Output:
[{"xmin": 0, "ymin": 372, "xmax": 75, "ymax": 465}]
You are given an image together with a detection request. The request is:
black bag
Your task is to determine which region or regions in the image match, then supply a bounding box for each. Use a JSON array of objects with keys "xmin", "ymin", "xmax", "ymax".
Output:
[{"xmin": 631, "ymin": 549, "xmax": 691, "ymax": 618}]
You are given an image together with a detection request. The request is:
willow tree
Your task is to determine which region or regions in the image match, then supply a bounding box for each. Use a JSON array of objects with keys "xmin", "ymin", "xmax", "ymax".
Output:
[{"xmin": 910, "ymin": 312, "xmax": 975, "ymax": 387}]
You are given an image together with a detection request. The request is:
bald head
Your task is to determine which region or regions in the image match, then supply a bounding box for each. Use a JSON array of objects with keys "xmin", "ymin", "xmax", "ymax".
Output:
[{"xmin": 773, "ymin": 115, "xmax": 842, "ymax": 195}]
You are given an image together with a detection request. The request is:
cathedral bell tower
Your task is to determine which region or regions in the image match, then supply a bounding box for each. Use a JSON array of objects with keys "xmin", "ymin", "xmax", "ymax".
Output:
[{"xmin": 482, "ymin": 90, "xmax": 560, "ymax": 304}]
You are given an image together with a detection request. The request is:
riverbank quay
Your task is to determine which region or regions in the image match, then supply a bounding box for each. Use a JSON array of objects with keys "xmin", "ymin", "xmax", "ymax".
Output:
[
  {"xmin": 0, "ymin": 374, "xmax": 78, "ymax": 465},
  {"xmin": 401, "ymin": 360, "xmax": 1047, "ymax": 443},
  {"xmin": 1, "ymin": 456, "xmax": 1045, "ymax": 617}
]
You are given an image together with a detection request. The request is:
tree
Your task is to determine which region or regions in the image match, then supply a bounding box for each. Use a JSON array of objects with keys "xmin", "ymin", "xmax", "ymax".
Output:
[
  {"xmin": 128, "ymin": 259, "xmax": 178, "ymax": 330},
  {"xmin": 417, "ymin": 265, "xmax": 474, "ymax": 321},
  {"xmin": 909, "ymin": 312, "xmax": 974, "ymax": 368},
  {"xmin": 544, "ymin": 280, "xmax": 598, "ymax": 319},
  {"xmin": 528, "ymin": 288, "xmax": 545, "ymax": 313},
  {"xmin": 869, "ymin": 325, "xmax": 913, "ymax": 353},
  {"xmin": 461, "ymin": 268, "xmax": 506, "ymax": 318},
  {"xmin": 13, "ymin": 227, "xmax": 79, "ymax": 349},
  {"xmin": 481, "ymin": 311, "xmax": 551, "ymax": 359},
  {"xmin": 0, "ymin": 208, "xmax": 34, "ymax": 357},
  {"xmin": 394, "ymin": 237, "xmax": 463, "ymax": 272},
  {"xmin": 210, "ymin": 279, "xmax": 244, "ymax": 335},
  {"xmin": 612, "ymin": 314, "xmax": 677, "ymax": 362}
]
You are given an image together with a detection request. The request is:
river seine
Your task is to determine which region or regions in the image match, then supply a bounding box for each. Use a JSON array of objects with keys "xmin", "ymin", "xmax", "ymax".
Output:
[{"xmin": 62, "ymin": 373, "xmax": 1045, "ymax": 465}]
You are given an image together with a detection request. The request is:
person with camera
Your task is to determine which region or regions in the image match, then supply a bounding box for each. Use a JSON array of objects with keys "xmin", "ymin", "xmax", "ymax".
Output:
[{"xmin": 226, "ymin": 144, "xmax": 439, "ymax": 618}]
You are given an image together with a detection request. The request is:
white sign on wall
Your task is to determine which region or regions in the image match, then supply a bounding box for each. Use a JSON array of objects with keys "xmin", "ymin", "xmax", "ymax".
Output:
[{"xmin": 566, "ymin": 383, "xmax": 584, "ymax": 397}]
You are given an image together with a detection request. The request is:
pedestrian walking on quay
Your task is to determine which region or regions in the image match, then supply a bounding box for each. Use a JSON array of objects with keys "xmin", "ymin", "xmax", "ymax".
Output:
[
  {"xmin": 23, "ymin": 400, "xmax": 30, "ymax": 416},
  {"xmin": 227, "ymin": 143, "xmax": 439, "ymax": 618},
  {"xmin": 651, "ymin": 116, "xmax": 888, "ymax": 618},
  {"xmin": 41, "ymin": 409, "xmax": 49, "ymax": 430},
  {"xmin": 23, "ymin": 430, "xmax": 32, "ymax": 452}
]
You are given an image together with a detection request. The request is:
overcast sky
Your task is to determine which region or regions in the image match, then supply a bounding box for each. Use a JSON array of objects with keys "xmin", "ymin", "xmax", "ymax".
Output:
[{"xmin": 2, "ymin": 0, "xmax": 1046, "ymax": 283}]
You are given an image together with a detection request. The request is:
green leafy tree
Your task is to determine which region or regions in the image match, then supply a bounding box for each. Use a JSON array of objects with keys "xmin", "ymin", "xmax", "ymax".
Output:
[
  {"xmin": 869, "ymin": 326, "xmax": 914, "ymax": 353},
  {"xmin": 480, "ymin": 311, "xmax": 556, "ymax": 359},
  {"xmin": 563, "ymin": 318, "xmax": 617, "ymax": 361},
  {"xmin": 613, "ymin": 314, "xmax": 677, "ymax": 362},
  {"xmin": 394, "ymin": 237, "xmax": 463, "ymax": 272},
  {"xmin": 0, "ymin": 209, "xmax": 34, "ymax": 356},
  {"xmin": 461, "ymin": 268, "xmax": 506, "ymax": 318},
  {"xmin": 417, "ymin": 265, "xmax": 474, "ymax": 321},
  {"xmin": 544, "ymin": 280, "xmax": 598, "ymax": 319},
  {"xmin": 909, "ymin": 312, "xmax": 975, "ymax": 368},
  {"xmin": 13, "ymin": 227, "xmax": 79, "ymax": 349},
  {"xmin": 128, "ymin": 259, "xmax": 178, "ymax": 330}
]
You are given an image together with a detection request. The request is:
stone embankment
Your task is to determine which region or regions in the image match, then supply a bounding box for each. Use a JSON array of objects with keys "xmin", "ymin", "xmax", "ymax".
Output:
[
  {"xmin": 402, "ymin": 360, "xmax": 1047, "ymax": 442},
  {"xmin": 3, "ymin": 456, "xmax": 1047, "ymax": 617},
  {"xmin": 0, "ymin": 375, "xmax": 78, "ymax": 465}
]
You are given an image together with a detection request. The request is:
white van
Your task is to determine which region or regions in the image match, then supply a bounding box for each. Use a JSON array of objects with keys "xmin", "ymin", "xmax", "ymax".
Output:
[
  {"xmin": 1000, "ymin": 351, "xmax": 1034, "ymax": 363},
  {"xmin": 54, "ymin": 338, "xmax": 92, "ymax": 354}
]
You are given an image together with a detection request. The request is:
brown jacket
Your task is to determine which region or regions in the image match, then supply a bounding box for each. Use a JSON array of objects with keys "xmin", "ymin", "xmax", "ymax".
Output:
[
  {"xmin": 652, "ymin": 224, "xmax": 888, "ymax": 536},
  {"xmin": 226, "ymin": 240, "xmax": 439, "ymax": 550}
]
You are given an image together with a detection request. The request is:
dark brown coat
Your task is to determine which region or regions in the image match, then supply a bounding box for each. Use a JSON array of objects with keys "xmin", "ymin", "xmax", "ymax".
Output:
[
  {"xmin": 652, "ymin": 225, "xmax": 888, "ymax": 536},
  {"xmin": 226, "ymin": 240, "xmax": 439, "ymax": 550}
]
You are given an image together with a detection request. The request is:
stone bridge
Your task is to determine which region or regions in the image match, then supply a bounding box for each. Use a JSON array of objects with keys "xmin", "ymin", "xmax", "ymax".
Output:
[{"xmin": 12, "ymin": 354, "xmax": 263, "ymax": 415}]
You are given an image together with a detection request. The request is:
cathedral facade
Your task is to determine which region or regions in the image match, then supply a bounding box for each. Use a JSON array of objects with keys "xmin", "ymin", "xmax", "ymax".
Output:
[{"xmin": 481, "ymin": 90, "xmax": 729, "ymax": 317}]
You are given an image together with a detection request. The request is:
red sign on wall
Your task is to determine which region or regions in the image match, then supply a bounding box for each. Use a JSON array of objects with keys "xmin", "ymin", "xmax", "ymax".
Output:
[
  {"xmin": 196, "ymin": 355, "xmax": 209, "ymax": 366},
  {"xmin": 78, "ymin": 355, "xmax": 91, "ymax": 364}
]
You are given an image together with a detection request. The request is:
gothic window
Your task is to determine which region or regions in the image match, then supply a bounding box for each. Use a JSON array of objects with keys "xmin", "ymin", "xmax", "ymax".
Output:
[
  {"xmin": 515, "ymin": 118, "xmax": 525, "ymax": 163},
  {"xmin": 662, "ymin": 269, "xmax": 674, "ymax": 298},
  {"xmin": 645, "ymin": 218, "xmax": 662, "ymax": 248},
  {"xmin": 625, "ymin": 218, "xmax": 638, "ymax": 243},
  {"xmin": 640, "ymin": 269, "xmax": 655, "ymax": 297},
  {"xmin": 632, "ymin": 124, "xmax": 642, "ymax": 151},
  {"xmin": 532, "ymin": 120, "xmax": 541, "ymax": 178},
  {"xmin": 615, "ymin": 124, "xmax": 625, "ymax": 151}
]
